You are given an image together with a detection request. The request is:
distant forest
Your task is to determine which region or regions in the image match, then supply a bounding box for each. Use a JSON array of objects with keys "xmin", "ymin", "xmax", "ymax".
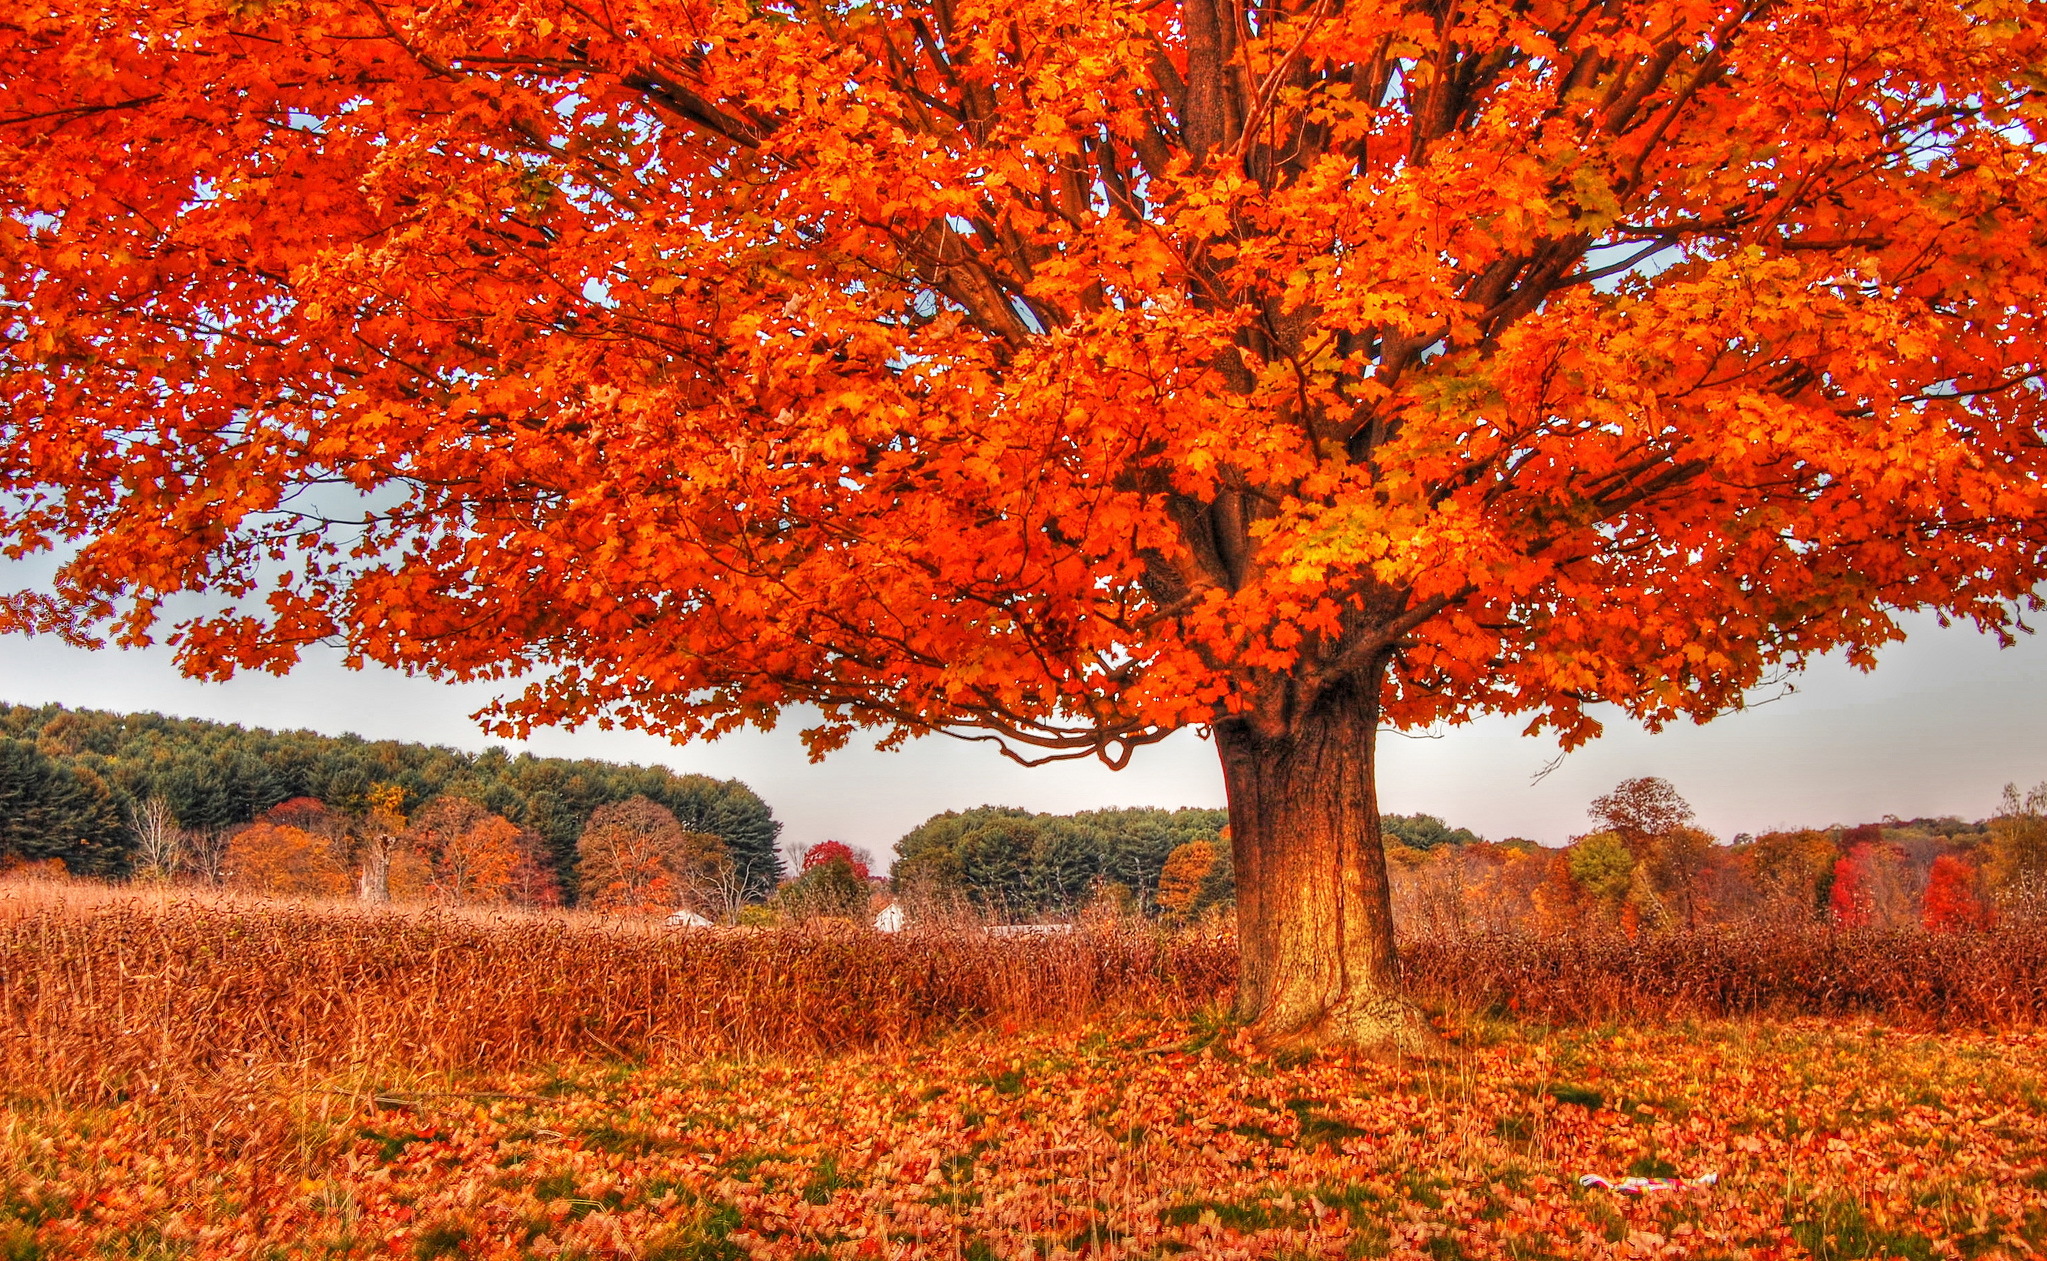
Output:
[
  {"xmin": 885, "ymin": 806, "xmax": 1480, "ymax": 918},
  {"xmin": 0, "ymin": 704, "xmax": 783, "ymax": 899},
  {"xmin": 891, "ymin": 805, "xmax": 1232, "ymax": 917}
]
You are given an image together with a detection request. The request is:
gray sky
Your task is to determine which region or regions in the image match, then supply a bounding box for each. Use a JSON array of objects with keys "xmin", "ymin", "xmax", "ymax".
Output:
[{"xmin": 2, "ymin": 609, "xmax": 2043, "ymax": 857}]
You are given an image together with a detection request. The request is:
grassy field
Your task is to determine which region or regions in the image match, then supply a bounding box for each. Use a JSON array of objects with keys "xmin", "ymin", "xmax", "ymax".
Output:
[{"xmin": 3, "ymin": 881, "xmax": 2046, "ymax": 1259}]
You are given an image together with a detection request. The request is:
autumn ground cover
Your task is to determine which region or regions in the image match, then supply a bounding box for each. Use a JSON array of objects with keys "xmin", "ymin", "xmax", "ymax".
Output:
[{"xmin": 4, "ymin": 886, "xmax": 2047, "ymax": 1259}]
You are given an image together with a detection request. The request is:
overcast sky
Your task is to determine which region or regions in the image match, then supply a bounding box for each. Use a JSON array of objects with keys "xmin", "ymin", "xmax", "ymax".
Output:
[{"xmin": 3, "ymin": 609, "xmax": 2043, "ymax": 858}]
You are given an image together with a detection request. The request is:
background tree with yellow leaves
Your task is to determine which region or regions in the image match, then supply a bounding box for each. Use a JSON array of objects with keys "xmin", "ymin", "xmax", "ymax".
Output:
[{"xmin": 1988, "ymin": 782, "xmax": 2047, "ymax": 921}]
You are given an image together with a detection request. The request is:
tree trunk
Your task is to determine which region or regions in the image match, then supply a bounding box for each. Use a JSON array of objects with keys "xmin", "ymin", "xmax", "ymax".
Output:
[
  {"xmin": 1215, "ymin": 668, "xmax": 1433, "ymax": 1052},
  {"xmin": 357, "ymin": 837, "xmax": 392, "ymax": 904}
]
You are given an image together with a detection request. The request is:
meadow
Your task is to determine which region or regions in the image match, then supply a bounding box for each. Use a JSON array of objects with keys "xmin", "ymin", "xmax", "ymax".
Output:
[{"xmin": 3, "ymin": 879, "xmax": 2046, "ymax": 1260}]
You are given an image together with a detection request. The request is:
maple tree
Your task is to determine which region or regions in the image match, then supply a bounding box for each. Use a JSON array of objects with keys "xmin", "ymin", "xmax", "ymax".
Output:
[
  {"xmin": 1156, "ymin": 838, "xmax": 1221, "ymax": 919},
  {"xmin": 775, "ymin": 847, "xmax": 874, "ymax": 919},
  {"xmin": 1566, "ymin": 830, "xmax": 1633, "ymax": 919},
  {"xmin": 5, "ymin": 0, "xmax": 2047, "ymax": 1047},
  {"xmin": 398, "ymin": 796, "xmax": 544, "ymax": 903},
  {"xmin": 506, "ymin": 843, "xmax": 567, "ymax": 909},
  {"xmin": 261, "ymin": 796, "xmax": 341, "ymax": 835},
  {"xmin": 1826, "ymin": 829, "xmax": 1915, "ymax": 928},
  {"xmin": 802, "ymin": 840, "xmax": 872, "ymax": 882},
  {"xmin": 437, "ymin": 814, "xmax": 528, "ymax": 903},
  {"xmin": 1921, "ymin": 852, "xmax": 1986, "ymax": 932},
  {"xmin": 353, "ymin": 783, "xmax": 409, "ymax": 903},
  {"xmin": 575, "ymin": 795, "xmax": 730, "ymax": 914},
  {"xmin": 1739, "ymin": 828, "xmax": 1838, "ymax": 921},
  {"xmin": 223, "ymin": 822, "xmax": 351, "ymax": 898},
  {"xmin": 1586, "ymin": 778, "xmax": 1694, "ymax": 854}
]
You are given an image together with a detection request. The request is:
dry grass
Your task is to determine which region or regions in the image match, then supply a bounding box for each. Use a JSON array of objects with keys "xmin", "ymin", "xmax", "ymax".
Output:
[
  {"xmin": 7, "ymin": 876, "xmax": 2047, "ymax": 1121},
  {"xmin": 0, "ymin": 878, "xmax": 1234, "ymax": 1111},
  {"xmin": 1399, "ymin": 925, "xmax": 2047, "ymax": 1028}
]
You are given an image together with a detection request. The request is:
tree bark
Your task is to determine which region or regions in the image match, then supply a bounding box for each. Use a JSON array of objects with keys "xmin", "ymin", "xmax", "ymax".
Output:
[
  {"xmin": 1215, "ymin": 667, "xmax": 1434, "ymax": 1052},
  {"xmin": 357, "ymin": 836, "xmax": 392, "ymax": 904}
]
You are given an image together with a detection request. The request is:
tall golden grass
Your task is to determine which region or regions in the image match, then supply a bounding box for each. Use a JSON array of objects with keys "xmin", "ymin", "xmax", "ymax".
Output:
[
  {"xmin": 6, "ymin": 877, "xmax": 2046, "ymax": 1116},
  {"xmin": 1399, "ymin": 926, "xmax": 2047, "ymax": 1028},
  {"xmin": 0, "ymin": 880, "xmax": 1233, "ymax": 1109}
]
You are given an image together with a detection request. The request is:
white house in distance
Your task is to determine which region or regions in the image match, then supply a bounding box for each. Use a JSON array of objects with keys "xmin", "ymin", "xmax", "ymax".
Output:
[
  {"xmin": 867, "ymin": 901, "xmax": 1075, "ymax": 936},
  {"xmin": 660, "ymin": 898, "xmax": 1067, "ymax": 935}
]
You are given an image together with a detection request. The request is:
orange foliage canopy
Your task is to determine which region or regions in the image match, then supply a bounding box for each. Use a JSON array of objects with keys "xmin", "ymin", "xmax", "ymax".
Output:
[
  {"xmin": 1156, "ymin": 839, "xmax": 1220, "ymax": 918},
  {"xmin": 225, "ymin": 824, "xmax": 350, "ymax": 899},
  {"xmin": 393, "ymin": 796, "xmax": 557, "ymax": 905},
  {"xmin": 2, "ymin": 0, "xmax": 2045, "ymax": 762},
  {"xmin": 576, "ymin": 796, "xmax": 728, "ymax": 914}
]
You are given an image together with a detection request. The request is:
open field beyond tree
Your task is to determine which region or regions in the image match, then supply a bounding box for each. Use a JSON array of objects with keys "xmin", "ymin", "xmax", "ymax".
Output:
[{"xmin": 4, "ymin": 887, "xmax": 2047, "ymax": 1259}]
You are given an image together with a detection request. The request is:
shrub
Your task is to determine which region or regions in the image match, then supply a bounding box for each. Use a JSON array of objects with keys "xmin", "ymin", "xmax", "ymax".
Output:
[{"xmin": 774, "ymin": 855, "xmax": 870, "ymax": 921}]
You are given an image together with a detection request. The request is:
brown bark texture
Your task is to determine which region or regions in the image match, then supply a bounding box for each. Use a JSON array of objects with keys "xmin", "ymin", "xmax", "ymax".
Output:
[{"xmin": 1216, "ymin": 671, "xmax": 1433, "ymax": 1053}]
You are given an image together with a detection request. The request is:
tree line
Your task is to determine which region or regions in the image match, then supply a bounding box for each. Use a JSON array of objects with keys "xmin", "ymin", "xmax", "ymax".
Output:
[
  {"xmin": 0, "ymin": 704, "xmax": 783, "ymax": 902},
  {"xmin": 882, "ymin": 806, "xmax": 1483, "ymax": 923},
  {"xmin": 888, "ymin": 806, "xmax": 1230, "ymax": 921},
  {"xmin": 1384, "ymin": 777, "xmax": 2047, "ymax": 936},
  {"xmin": 12, "ymin": 700, "xmax": 2039, "ymax": 937},
  {"xmin": 881, "ymin": 778, "xmax": 2047, "ymax": 938}
]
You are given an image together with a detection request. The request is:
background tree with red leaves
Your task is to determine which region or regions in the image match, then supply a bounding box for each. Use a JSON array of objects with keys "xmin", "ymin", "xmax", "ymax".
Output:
[{"xmin": 802, "ymin": 841, "xmax": 873, "ymax": 883}]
